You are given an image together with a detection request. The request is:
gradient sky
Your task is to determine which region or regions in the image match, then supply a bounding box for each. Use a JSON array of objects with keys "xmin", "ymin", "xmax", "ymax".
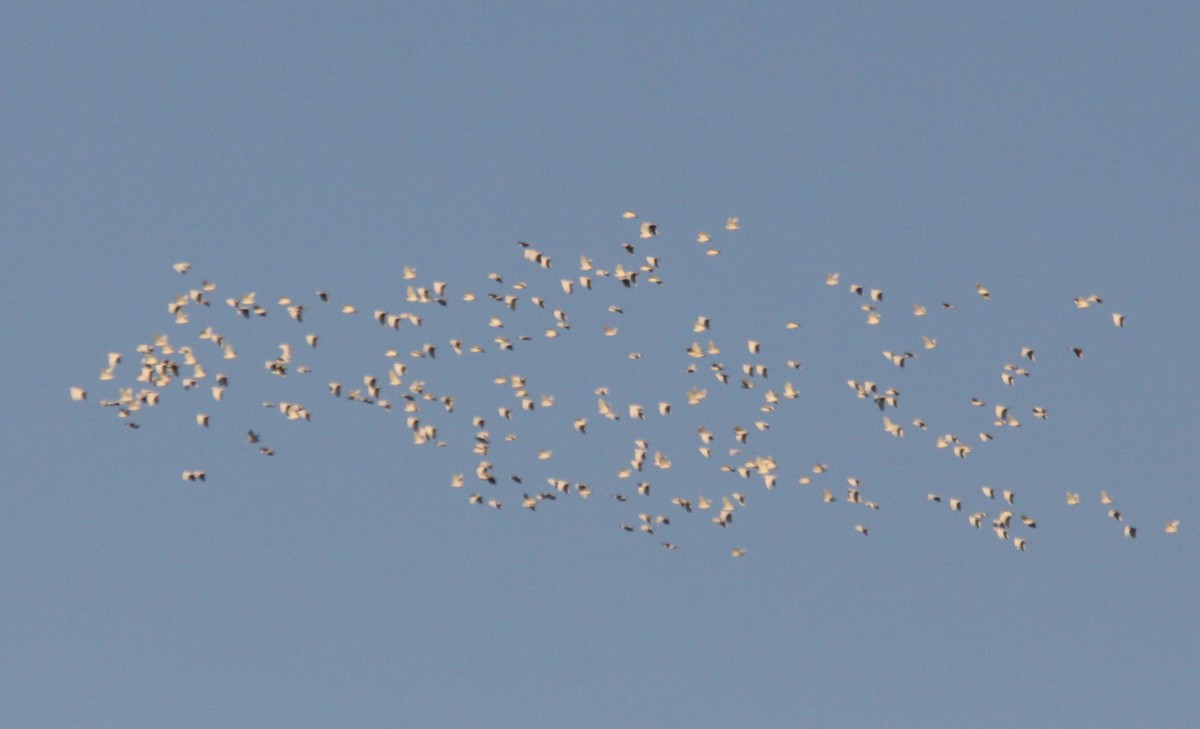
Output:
[{"xmin": 3, "ymin": 4, "xmax": 1198, "ymax": 728}]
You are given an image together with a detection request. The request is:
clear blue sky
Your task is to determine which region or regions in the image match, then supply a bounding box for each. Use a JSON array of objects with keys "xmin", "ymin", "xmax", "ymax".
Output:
[{"xmin": 3, "ymin": 3, "xmax": 1198, "ymax": 727}]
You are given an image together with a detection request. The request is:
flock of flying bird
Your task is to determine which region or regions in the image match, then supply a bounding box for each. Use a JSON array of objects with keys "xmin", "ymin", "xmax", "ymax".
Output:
[{"xmin": 70, "ymin": 213, "xmax": 1179, "ymax": 556}]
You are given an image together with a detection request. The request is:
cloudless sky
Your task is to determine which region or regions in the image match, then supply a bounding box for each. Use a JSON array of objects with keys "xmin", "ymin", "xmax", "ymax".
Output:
[{"xmin": 3, "ymin": 3, "xmax": 1198, "ymax": 728}]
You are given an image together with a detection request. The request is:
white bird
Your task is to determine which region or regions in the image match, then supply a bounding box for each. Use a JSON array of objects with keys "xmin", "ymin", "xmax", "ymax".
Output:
[
  {"xmin": 1165, "ymin": 520, "xmax": 1180, "ymax": 534},
  {"xmin": 725, "ymin": 217, "xmax": 739, "ymax": 230},
  {"xmin": 70, "ymin": 387, "xmax": 87, "ymax": 401},
  {"xmin": 639, "ymin": 222, "xmax": 657, "ymax": 238},
  {"xmin": 883, "ymin": 416, "xmax": 904, "ymax": 437},
  {"xmin": 173, "ymin": 262, "xmax": 191, "ymax": 274},
  {"xmin": 1112, "ymin": 312, "xmax": 1125, "ymax": 327}
]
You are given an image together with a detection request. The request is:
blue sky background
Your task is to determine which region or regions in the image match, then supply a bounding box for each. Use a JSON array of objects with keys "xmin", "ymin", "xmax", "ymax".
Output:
[{"xmin": 3, "ymin": 3, "xmax": 1198, "ymax": 727}]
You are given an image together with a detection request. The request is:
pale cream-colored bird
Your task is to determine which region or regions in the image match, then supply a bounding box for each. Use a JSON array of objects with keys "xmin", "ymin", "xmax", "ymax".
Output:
[{"xmin": 883, "ymin": 416, "xmax": 904, "ymax": 437}]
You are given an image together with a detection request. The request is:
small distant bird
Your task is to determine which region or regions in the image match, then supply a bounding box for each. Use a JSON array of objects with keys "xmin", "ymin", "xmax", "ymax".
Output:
[
  {"xmin": 639, "ymin": 222, "xmax": 657, "ymax": 238},
  {"xmin": 173, "ymin": 262, "xmax": 191, "ymax": 274},
  {"xmin": 1112, "ymin": 313, "xmax": 1125, "ymax": 327}
]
